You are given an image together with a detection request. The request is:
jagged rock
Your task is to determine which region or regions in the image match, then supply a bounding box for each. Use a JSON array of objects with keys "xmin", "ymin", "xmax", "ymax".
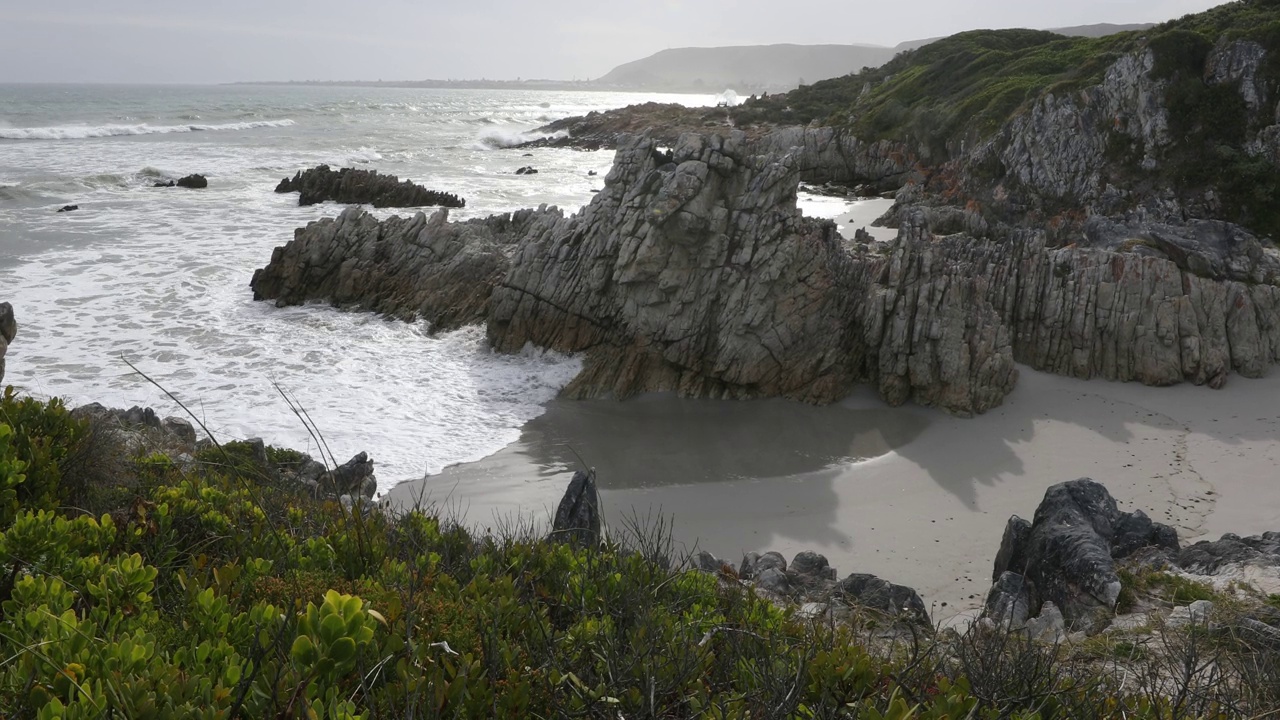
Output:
[
  {"xmin": 695, "ymin": 550, "xmax": 727, "ymax": 573},
  {"xmin": 1025, "ymin": 602, "xmax": 1067, "ymax": 644},
  {"xmin": 162, "ymin": 418, "xmax": 196, "ymax": 447},
  {"xmin": 985, "ymin": 479, "xmax": 1180, "ymax": 634},
  {"xmin": 176, "ymin": 174, "xmax": 208, "ymax": 189},
  {"xmin": 740, "ymin": 551, "xmax": 787, "ymax": 580},
  {"xmin": 1178, "ymin": 532, "xmax": 1280, "ymax": 575},
  {"xmin": 550, "ymin": 469, "xmax": 601, "ymax": 547},
  {"xmin": 984, "ymin": 571, "xmax": 1031, "ymax": 628},
  {"xmin": 251, "ymin": 206, "xmax": 556, "ymax": 328},
  {"xmin": 0, "ymin": 302, "xmax": 13, "ymax": 386},
  {"xmin": 275, "ymin": 165, "xmax": 465, "ymax": 209},
  {"xmin": 514, "ymin": 166, "xmax": 538, "ymax": 175},
  {"xmin": 755, "ymin": 567, "xmax": 790, "ymax": 595},
  {"xmin": 69, "ymin": 402, "xmax": 201, "ymax": 454},
  {"xmin": 319, "ymin": 451, "xmax": 376, "ymax": 498},
  {"xmin": 57, "ymin": 205, "xmax": 78, "ymax": 213},
  {"xmin": 790, "ymin": 551, "xmax": 837, "ymax": 582},
  {"xmin": 834, "ymin": 573, "xmax": 929, "ymax": 623}
]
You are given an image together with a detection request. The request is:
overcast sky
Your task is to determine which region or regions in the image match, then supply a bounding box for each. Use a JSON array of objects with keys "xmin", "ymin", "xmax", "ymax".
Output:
[{"xmin": 0, "ymin": 0, "xmax": 1226, "ymax": 84}]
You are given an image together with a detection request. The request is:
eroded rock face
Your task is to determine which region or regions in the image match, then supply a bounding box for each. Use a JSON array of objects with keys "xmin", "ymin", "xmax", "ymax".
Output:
[
  {"xmin": 275, "ymin": 165, "xmax": 465, "ymax": 209},
  {"xmin": 984, "ymin": 479, "xmax": 1180, "ymax": 633},
  {"xmin": 0, "ymin": 302, "xmax": 14, "ymax": 386}
]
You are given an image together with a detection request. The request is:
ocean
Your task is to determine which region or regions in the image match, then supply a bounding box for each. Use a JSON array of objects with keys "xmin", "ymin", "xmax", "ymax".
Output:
[{"xmin": 0, "ymin": 83, "xmax": 889, "ymax": 490}]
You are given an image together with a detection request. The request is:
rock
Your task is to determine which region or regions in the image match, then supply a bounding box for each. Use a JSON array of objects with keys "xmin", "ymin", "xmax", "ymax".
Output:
[
  {"xmin": 694, "ymin": 550, "xmax": 726, "ymax": 573},
  {"xmin": 319, "ymin": 451, "xmax": 376, "ymax": 498},
  {"xmin": 797, "ymin": 602, "xmax": 829, "ymax": 620},
  {"xmin": 740, "ymin": 551, "xmax": 786, "ymax": 580},
  {"xmin": 1167, "ymin": 599, "xmax": 1215, "ymax": 628},
  {"xmin": 161, "ymin": 417, "xmax": 197, "ymax": 449},
  {"xmin": 57, "ymin": 205, "xmax": 78, "ymax": 213},
  {"xmin": 0, "ymin": 302, "xmax": 13, "ymax": 385},
  {"xmin": 176, "ymin": 174, "xmax": 208, "ymax": 189},
  {"xmin": 275, "ymin": 165, "xmax": 465, "ymax": 209},
  {"xmin": 1025, "ymin": 602, "xmax": 1066, "ymax": 644},
  {"xmin": 834, "ymin": 573, "xmax": 928, "ymax": 623},
  {"xmin": 154, "ymin": 181, "xmax": 175, "ymax": 188},
  {"xmin": 790, "ymin": 551, "xmax": 837, "ymax": 582},
  {"xmin": 755, "ymin": 567, "xmax": 790, "ymax": 595},
  {"xmin": 1178, "ymin": 532, "xmax": 1280, "ymax": 575},
  {"xmin": 550, "ymin": 469, "xmax": 601, "ymax": 547},
  {"xmin": 514, "ymin": 166, "xmax": 538, "ymax": 175},
  {"xmin": 984, "ymin": 479, "xmax": 1180, "ymax": 634},
  {"xmin": 984, "ymin": 571, "xmax": 1031, "ymax": 628},
  {"xmin": 588, "ymin": 170, "xmax": 598, "ymax": 176}
]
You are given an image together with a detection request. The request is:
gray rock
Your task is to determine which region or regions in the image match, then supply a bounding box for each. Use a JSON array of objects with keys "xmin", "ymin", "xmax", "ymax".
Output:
[
  {"xmin": 1025, "ymin": 602, "xmax": 1066, "ymax": 644},
  {"xmin": 550, "ymin": 469, "xmax": 601, "ymax": 547},
  {"xmin": 740, "ymin": 551, "xmax": 787, "ymax": 579},
  {"xmin": 984, "ymin": 479, "xmax": 1179, "ymax": 634},
  {"xmin": 1178, "ymin": 532, "xmax": 1280, "ymax": 575},
  {"xmin": 984, "ymin": 571, "xmax": 1031, "ymax": 628},
  {"xmin": 243, "ymin": 437, "xmax": 270, "ymax": 468},
  {"xmin": 0, "ymin": 302, "xmax": 13, "ymax": 385},
  {"xmin": 275, "ymin": 165, "xmax": 464, "ymax": 209},
  {"xmin": 834, "ymin": 573, "xmax": 928, "ymax": 623},
  {"xmin": 319, "ymin": 451, "xmax": 375, "ymax": 497},
  {"xmin": 755, "ymin": 567, "xmax": 790, "ymax": 595},
  {"xmin": 790, "ymin": 551, "xmax": 836, "ymax": 581},
  {"xmin": 695, "ymin": 550, "xmax": 726, "ymax": 573},
  {"xmin": 162, "ymin": 417, "xmax": 197, "ymax": 448},
  {"xmin": 1167, "ymin": 599, "xmax": 1215, "ymax": 628}
]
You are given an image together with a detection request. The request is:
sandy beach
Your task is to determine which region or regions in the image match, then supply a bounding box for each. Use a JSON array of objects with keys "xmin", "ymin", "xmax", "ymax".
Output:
[{"xmin": 386, "ymin": 366, "xmax": 1280, "ymax": 621}]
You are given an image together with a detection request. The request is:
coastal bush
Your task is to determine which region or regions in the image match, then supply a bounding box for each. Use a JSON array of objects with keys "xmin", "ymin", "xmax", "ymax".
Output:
[{"xmin": 7, "ymin": 391, "xmax": 1280, "ymax": 717}]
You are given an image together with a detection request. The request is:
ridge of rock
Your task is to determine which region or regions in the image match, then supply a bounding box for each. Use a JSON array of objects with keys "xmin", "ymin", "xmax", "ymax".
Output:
[{"xmin": 275, "ymin": 165, "xmax": 465, "ymax": 209}]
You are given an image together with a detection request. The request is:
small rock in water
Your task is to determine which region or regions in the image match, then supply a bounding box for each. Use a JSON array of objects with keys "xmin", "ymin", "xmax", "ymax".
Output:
[
  {"xmin": 176, "ymin": 174, "xmax": 208, "ymax": 189},
  {"xmin": 57, "ymin": 204, "xmax": 79, "ymax": 213},
  {"xmin": 515, "ymin": 166, "xmax": 539, "ymax": 175}
]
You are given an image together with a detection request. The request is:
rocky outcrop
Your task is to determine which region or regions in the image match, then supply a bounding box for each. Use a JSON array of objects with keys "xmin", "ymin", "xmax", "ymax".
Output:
[
  {"xmin": 71, "ymin": 402, "xmax": 199, "ymax": 456},
  {"xmin": 0, "ymin": 302, "xmax": 14, "ymax": 386},
  {"xmin": 756, "ymin": 126, "xmax": 914, "ymax": 191},
  {"xmin": 275, "ymin": 165, "xmax": 465, "ymax": 209},
  {"xmin": 983, "ymin": 479, "xmax": 1180, "ymax": 633},
  {"xmin": 319, "ymin": 452, "xmax": 377, "ymax": 499},
  {"xmin": 1179, "ymin": 532, "xmax": 1280, "ymax": 576},
  {"xmin": 251, "ymin": 206, "xmax": 560, "ymax": 327},
  {"xmin": 551, "ymin": 469, "xmax": 602, "ymax": 547},
  {"xmin": 57, "ymin": 205, "xmax": 78, "ymax": 213}
]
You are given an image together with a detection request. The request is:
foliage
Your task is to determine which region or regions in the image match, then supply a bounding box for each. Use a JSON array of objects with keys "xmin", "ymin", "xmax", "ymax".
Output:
[{"xmin": 4, "ymin": 391, "xmax": 1280, "ymax": 718}]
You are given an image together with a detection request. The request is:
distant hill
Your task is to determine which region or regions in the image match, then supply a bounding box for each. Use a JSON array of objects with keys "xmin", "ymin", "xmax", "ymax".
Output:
[{"xmin": 594, "ymin": 24, "xmax": 1155, "ymax": 94}]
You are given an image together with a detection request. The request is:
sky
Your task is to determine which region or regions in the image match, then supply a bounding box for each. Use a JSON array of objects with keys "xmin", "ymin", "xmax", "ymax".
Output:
[{"xmin": 0, "ymin": 0, "xmax": 1228, "ymax": 84}]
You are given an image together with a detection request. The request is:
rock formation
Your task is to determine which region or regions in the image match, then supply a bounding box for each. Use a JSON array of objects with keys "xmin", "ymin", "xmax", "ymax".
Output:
[
  {"xmin": 57, "ymin": 205, "xmax": 78, "ymax": 213},
  {"xmin": 984, "ymin": 478, "xmax": 1180, "ymax": 633},
  {"xmin": 0, "ymin": 302, "xmax": 14, "ymax": 386},
  {"xmin": 551, "ymin": 469, "xmax": 602, "ymax": 547},
  {"xmin": 255, "ymin": 132, "xmax": 1015, "ymax": 414},
  {"xmin": 275, "ymin": 165, "xmax": 465, "ymax": 209}
]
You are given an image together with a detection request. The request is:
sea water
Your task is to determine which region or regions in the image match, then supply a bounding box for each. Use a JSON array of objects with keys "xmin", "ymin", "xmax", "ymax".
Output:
[{"xmin": 0, "ymin": 83, "xmax": 887, "ymax": 489}]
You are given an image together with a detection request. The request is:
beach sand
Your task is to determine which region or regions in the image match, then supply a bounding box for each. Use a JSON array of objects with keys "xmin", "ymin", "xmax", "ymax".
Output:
[{"xmin": 385, "ymin": 366, "xmax": 1280, "ymax": 621}]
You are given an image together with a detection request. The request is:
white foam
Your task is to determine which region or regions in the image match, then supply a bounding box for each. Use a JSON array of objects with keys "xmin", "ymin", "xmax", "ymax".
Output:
[
  {"xmin": 473, "ymin": 127, "xmax": 567, "ymax": 150},
  {"xmin": 0, "ymin": 119, "xmax": 296, "ymax": 141}
]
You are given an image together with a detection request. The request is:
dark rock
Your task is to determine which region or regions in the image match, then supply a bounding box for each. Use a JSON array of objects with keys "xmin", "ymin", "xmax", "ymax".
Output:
[
  {"xmin": 695, "ymin": 550, "xmax": 726, "ymax": 573},
  {"xmin": 275, "ymin": 165, "xmax": 464, "ymax": 209},
  {"xmin": 992, "ymin": 516, "xmax": 1033, "ymax": 580},
  {"xmin": 1178, "ymin": 532, "xmax": 1280, "ymax": 575},
  {"xmin": 984, "ymin": 571, "xmax": 1031, "ymax": 628},
  {"xmin": 0, "ymin": 302, "xmax": 13, "ymax": 385},
  {"xmin": 550, "ymin": 469, "xmax": 601, "ymax": 547},
  {"xmin": 514, "ymin": 166, "xmax": 539, "ymax": 175},
  {"xmin": 790, "ymin": 551, "xmax": 837, "ymax": 582},
  {"xmin": 176, "ymin": 174, "xmax": 208, "ymax": 189},
  {"xmin": 57, "ymin": 205, "xmax": 78, "ymax": 213},
  {"xmin": 588, "ymin": 170, "xmax": 598, "ymax": 176},
  {"xmin": 755, "ymin": 567, "xmax": 790, "ymax": 595},
  {"xmin": 319, "ymin": 451, "xmax": 376, "ymax": 498},
  {"xmin": 161, "ymin": 417, "xmax": 197, "ymax": 448},
  {"xmin": 835, "ymin": 573, "xmax": 928, "ymax": 622},
  {"xmin": 985, "ymin": 478, "xmax": 1180, "ymax": 633},
  {"xmin": 740, "ymin": 551, "xmax": 787, "ymax": 580},
  {"xmin": 154, "ymin": 181, "xmax": 175, "ymax": 188}
]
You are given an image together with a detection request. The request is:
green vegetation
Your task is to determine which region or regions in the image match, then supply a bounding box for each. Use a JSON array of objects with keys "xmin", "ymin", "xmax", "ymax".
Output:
[
  {"xmin": 3, "ymin": 388, "xmax": 1280, "ymax": 718},
  {"xmin": 1116, "ymin": 567, "xmax": 1220, "ymax": 614}
]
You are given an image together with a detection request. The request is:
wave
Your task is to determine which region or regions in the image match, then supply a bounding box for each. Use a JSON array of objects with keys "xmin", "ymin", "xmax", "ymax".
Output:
[
  {"xmin": 473, "ymin": 127, "xmax": 567, "ymax": 150},
  {"xmin": 0, "ymin": 119, "xmax": 296, "ymax": 141}
]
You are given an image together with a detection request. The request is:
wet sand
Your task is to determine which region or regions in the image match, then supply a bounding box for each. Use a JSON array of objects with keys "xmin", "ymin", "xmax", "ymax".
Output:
[{"xmin": 385, "ymin": 366, "xmax": 1280, "ymax": 621}]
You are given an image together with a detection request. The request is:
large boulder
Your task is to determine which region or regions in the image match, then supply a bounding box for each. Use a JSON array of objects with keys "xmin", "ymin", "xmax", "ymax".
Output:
[
  {"xmin": 319, "ymin": 451, "xmax": 377, "ymax": 499},
  {"xmin": 550, "ymin": 469, "xmax": 601, "ymax": 547},
  {"xmin": 176, "ymin": 174, "xmax": 208, "ymax": 189},
  {"xmin": 275, "ymin": 165, "xmax": 464, "ymax": 209},
  {"xmin": 835, "ymin": 573, "xmax": 929, "ymax": 623},
  {"xmin": 0, "ymin": 302, "xmax": 13, "ymax": 385},
  {"xmin": 983, "ymin": 478, "xmax": 1180, "ymax": 633}
]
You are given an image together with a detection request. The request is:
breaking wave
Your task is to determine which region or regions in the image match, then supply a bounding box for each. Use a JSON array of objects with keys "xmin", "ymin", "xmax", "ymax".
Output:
[{"xmin": 0, "ymin": 119, "xmax": 296, "ymax": 140}]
